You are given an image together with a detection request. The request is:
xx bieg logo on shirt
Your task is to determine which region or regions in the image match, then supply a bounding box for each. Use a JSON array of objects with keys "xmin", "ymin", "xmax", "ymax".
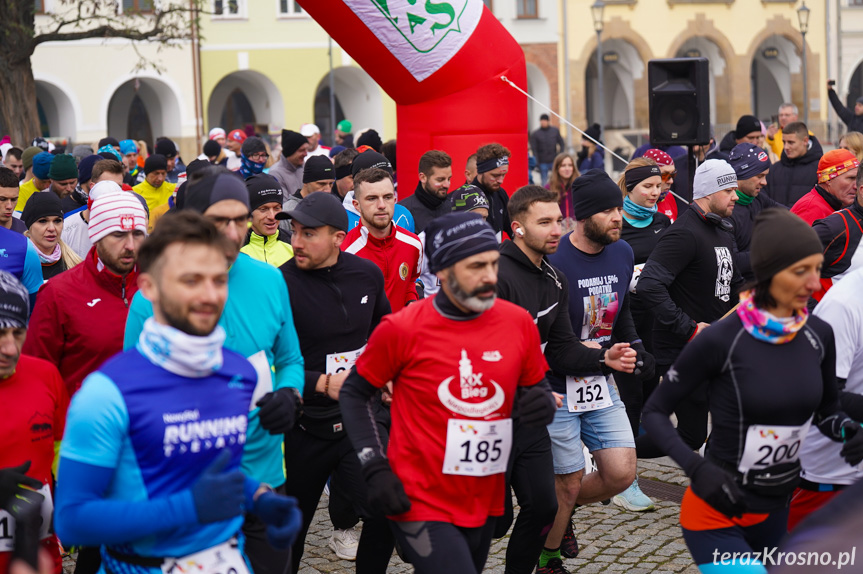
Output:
[
  {"xmin": 28, "ymin": 412, "xmax": 53, "ymax": 442},
  {"xmin": 714, "ymin": 246, "xmax": 733, "ymax": 302},
  {"xmin": 438, "ymin": 349, "xmax": 505, "ymax": 417}
]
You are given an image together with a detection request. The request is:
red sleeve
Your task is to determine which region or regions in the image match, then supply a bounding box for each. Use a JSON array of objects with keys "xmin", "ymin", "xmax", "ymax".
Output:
[
  {"xmin": 22, "ymin": 283, "xmax": 64, "ymax": 366},
  {"xmin": 51, "ymin": 363, "xmax": 70, "ymax": 441},
  {"xmin": 355, "ymin": 314, "xmax": 408, "ymax": 388},
  {"xmin": 518, "ymin": 311, "xmax": 549, "ymax": 386}
]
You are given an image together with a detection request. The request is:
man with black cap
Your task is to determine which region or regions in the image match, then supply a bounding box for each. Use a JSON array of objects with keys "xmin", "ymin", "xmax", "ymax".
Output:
[
  {"xmin": 133, "ymin": 154, "xmax": 176, "ymax": 214},
  {"xmin": 332, "ymin": 148, "xmax": 359, "ymax": 201},
  {"xmin": 537, "ymin": 171, "xmax": 650, "ymax": 574},
  {"xmin": 154, "ymin": 138, "xmax": 181, "ymax": 183},
  {"xmin": 714, "ymin": 115, "xmax": 764, "ymax": 160},
  {"xmin": 530, "ymin": 114, "xmax": 564, "ymax": 185},
  {"xmin": 636, "ymin": 159, "xmax": 744, "ymax": 458},
  {"xmin": 0, "ymin": 270, "xmax": 69, "ymax": 574},
  {"xmin": 270, "ymin": 129, "xmax": 308, "ymax": 198},
  {"xmin": 727, "ymin": 143, "xmax": 783, "ymax": 281},
  {"xmin": 339, "ymin": 211, "xmax": 556, "ymax": 574},
  {"xmin": 828, "ymin": 80, "xmax": 863, "ymax": 134},
  {"xmin": 496, "ymin": 184, "xmax": 638, "ymax": 574},
  {"xmin": 766, "ymin": 121, "xmax": 823, "ymax": 207},
  {"xmin": 124, "ymin": 167, "xmax": 304, "ymax": 574},
  {"xmin": 241, "ymin": 174, "xmax": 293, "ymax": 268},
  {"xmin": 280, "ymin": 155, "xmax": 335, "ymax": 235},
  {"xmin": 343, "ymin": 150, "xmax": 415, "ymax": 232},
  {"xmin": 341, "ymin": 167, "xmax": 423, "ymax": 312},
  {"xmin": 398, "ymin": 150, "xmax": 453, "ymax": 234},
  {"xmin": 278, "ymin": 192, "xmax": 394, "ymax": 573},
  {"xmin": 471, "ymin": 143, "xmax": 513, "ymax": 240}
]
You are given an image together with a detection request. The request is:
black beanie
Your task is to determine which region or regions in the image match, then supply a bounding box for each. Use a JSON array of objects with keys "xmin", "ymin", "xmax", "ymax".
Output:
[
  {"xmin": 241, "ymin": 137, "xmax": 268, "ymax": 158},
  {"xmin": 356, "ymin": 129, "xmax": 383, "ymax": 152},
  {"xmin": 750, "ymin": 209, "xmax": 822, "ymax": 283},
  {"xmin": 98, "ymin": 137, "xmax": 120, "ymax": 149},
  {"xmin": 154, "ymin": 139, "xmax": 177, "ymax": 158},
  {"xmin": 145, "ymin": 154, "xmax": 168, "ymax": 175},
  {"xmin": 185, "ymin": 159, "xmax": 210, "ymax": 177},
  {"xmin": 303, "ymin": 155, "xmax": 335, "ymax": 183},
  {"xmin": 572, "ymin": 169, "xmax": 623, "ymax": 220},
  {"xmin": 735, "ymin": 115, "xmax": 762, "ymax": 140},
  {"xmin": 351, "ymin": 150, "xmax": 392, "ymax": 177},
  {"xmin": 246, "ymin": 174, "xmax": 283, "ymax": 211},
  {"xmin": 22, "ymin": 191, "xmax": 63, "ymax": 229},
  {"xmin": 281, "ymin": 130, "xmax": 308, "ymax": 157},
  {"xmin": 425, "ymin": 212, "xmax": 499, "ymax": 274},
  {"xmin": 584, "ymin": 123, "xmax": 601, "ymax": 142},
  {"xmin": 184, "ymin": 171, "xmax": 250, "ymax": 214},
  {"xmin": 203, "ymin": 140, "xmax": 222, "ymax": 158}
]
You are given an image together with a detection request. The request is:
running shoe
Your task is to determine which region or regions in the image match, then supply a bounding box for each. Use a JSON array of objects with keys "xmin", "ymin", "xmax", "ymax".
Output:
[
  {"xmin": 561, "ymin": 519, "xmax": 579, "ymax": 558},
  {"xmin": 536, "ymin": 557, "xmax": 570, "ymax": 574},
  {"xmin": 612, "ymin": 478, "xmax": 655, "ymax": 512},
  {"xmin": 329, "ymin": 526, "xmax": 360, "ymax": 560}
]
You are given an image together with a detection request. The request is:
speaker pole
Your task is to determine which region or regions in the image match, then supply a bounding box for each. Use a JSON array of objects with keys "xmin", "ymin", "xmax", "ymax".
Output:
[{"xmin": 688, "ymin": 145, "xmax": 696, "ymax": 204}]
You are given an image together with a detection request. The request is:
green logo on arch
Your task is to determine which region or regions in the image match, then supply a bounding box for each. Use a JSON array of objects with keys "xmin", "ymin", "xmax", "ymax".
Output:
[{"xmin": 371, "ymin": 0, "xmax": 471, "ymax": 53}]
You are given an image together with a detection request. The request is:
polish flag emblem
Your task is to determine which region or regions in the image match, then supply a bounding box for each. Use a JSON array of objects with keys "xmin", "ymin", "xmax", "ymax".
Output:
[{"xmin": 120, "ymin": 215, "xmax": 135, "ymax": 230}]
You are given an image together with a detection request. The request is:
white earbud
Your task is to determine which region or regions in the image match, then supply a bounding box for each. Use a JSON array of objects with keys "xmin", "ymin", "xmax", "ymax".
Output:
[{"xmin": 515, "ymin": 228, "xmax": 524, "ymax": 237}]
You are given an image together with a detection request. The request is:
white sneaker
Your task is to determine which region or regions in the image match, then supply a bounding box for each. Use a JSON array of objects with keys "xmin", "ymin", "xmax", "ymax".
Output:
[{"xmin": 329, "ymin": 526, "xmax": 360, "ymax": 561}]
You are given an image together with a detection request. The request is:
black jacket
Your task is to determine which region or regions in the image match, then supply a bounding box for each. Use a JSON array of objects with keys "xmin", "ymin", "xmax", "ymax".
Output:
[
  {"xmin": 828, "ymin": 89, "xmax": 863, "ymax": 133},
  {"xmin": 730, "ymin": 191, "xmax": 786, "ymax": 281},
  {"xmin": 398, "ymin": 182, "xmax": 449, "ymax": 234},
  {"xmin": 814, "ymin": 200, "xmax": 863, "ymax": 281},
  {"xmin": 471, "ymin": 176, "xmax": 511, "ymax": 239},
  {"xmin": 766, "ymin": 136, "xmax": 823, "ymax": 207},
  {"xmin": 637, "ymin": 205, "xmax": 744, "ymax": 364},
  {"xmin": 496, "ymin": 239, "xmax": 604, "ymax": 380},
  {"xmin": 280, "ymin": 251, "xmax": 391, "ymax": 439},
  {"xmin": 530, "ymin": 126, "xmax": 565, "ymax": 164}
]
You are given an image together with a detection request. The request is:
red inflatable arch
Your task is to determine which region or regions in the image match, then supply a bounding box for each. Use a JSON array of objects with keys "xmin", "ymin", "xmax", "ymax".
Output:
[{"xmin": 297, "ymin": 0, "xmax": 528, "ymax": 197}]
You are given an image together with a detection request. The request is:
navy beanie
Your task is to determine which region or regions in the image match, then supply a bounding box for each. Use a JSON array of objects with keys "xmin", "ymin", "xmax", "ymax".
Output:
[
  {"xmin": 77, "ymin": 155, "xmax": 102, "ymax": 184},
  {"xmin": 572, "ymin": 169, "xmax": 623, "ymax": 220},
  {"xmin": 425, "ymin": 212, "xmax": 499, "ymax": 274},
  {"xmin": 729, "ymin": 143, "xmax": 771, "ymax": 181}
]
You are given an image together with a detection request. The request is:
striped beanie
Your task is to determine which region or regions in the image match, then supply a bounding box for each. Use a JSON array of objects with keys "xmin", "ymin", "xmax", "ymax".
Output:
[{"xmin": 89, "ymin": 192, "xmax": 148, "ymax": 243}]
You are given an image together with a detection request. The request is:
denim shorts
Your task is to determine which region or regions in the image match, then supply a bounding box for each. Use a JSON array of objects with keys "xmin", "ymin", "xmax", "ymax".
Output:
[{"xmin": 547, "ymin": 380, "xmax": 635, "ymax": 475}]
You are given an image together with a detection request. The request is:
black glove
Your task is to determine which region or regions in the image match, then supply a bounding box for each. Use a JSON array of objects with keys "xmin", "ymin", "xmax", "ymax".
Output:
[
  {"xmin": 840, "ymin": 421, "xmax": 863, "ymax": 466},
  {"xmin": 631, "ymin": 342, "xmax": 655, "ymax": 380},
  {"xmin": 361, "ymin": 458, "xmax": 411, "ymax": 516},
  {"xmin": 515, "ymin": 382, "xmax": 556, "ymax": 427},
  {"xmin": 689, "ymin": 460, "xmax": 746, "ymax": 518},
  {"xmin": 256, "ymin": 388, "xmax": 302, "ymax": 435},
  {"xmin": 0, "ymin": 462, "xmax": 42, "ymax": 511}
]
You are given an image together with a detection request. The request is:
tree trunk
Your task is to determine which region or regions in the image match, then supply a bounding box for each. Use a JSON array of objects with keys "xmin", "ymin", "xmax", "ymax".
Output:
[{"xmin": 0, "ymin": 56, "xmax": 41, "ymax": 146}]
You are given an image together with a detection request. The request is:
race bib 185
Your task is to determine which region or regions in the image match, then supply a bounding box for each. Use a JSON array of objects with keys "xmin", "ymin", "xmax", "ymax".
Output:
[{"xmin": 442, "ymin": 418, "xmax": 512, "ymax": 477}]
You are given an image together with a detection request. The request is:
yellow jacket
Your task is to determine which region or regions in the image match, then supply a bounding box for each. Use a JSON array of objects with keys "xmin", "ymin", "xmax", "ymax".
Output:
[
  {"xmin": 14, "ymin": 179, "xmax": 41, "ymax": 213},
  {"xmin": 133, "ymin": 179, "xmax": 176, "ymax": 214},
  {"xmin": 240, "ymin": 229, "xmax": 294, "ymax": 268}
]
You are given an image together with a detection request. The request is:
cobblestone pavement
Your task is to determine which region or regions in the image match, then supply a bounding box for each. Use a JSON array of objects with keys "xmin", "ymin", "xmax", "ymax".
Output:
[
  {"xmin": 60, "ymin": 458, "xmax": 698, "ymax": 574},
  {"xmin": 298, "ymin": 456, "xmax": 699, "ymax": 573}
]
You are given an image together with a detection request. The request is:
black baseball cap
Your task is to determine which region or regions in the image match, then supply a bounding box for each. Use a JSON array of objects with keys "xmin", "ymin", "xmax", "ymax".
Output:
[{"xmin": 276, "ymin": 191, "xmax": 348, "ymax": 231}]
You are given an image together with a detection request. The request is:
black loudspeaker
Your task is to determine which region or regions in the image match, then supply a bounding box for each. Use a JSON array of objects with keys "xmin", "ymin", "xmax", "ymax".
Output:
[{"xmin": 648, "ymin": 58, "xmax": 710, "ymax": 145}]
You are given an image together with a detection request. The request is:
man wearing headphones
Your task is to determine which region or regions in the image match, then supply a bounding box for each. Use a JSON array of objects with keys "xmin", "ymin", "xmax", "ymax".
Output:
[{"xmin": 635, "ymin": 159, "xmax": 744, "ymax": 458}]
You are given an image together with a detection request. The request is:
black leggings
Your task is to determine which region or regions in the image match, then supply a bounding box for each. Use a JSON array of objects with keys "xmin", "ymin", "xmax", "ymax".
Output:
[
  {"xmin": 494, "ymin": 424, "xmax": 558, "ymax": 574},
  {"xmin": 284, "ymin": 427, "xmax": 394, "ymax": 574},
  {"xmin": 635, "ymin": 364, "xmax": 709, "ymax": 458},
  {"xmin": 390, "ymin": 517, "xmax": 496, "ymax": 574}
]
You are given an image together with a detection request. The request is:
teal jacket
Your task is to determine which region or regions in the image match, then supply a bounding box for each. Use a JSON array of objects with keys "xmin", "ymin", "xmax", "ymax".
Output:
[{"xmin": 123, "ymin": 252, "xmax": 304, "ymax": 487}]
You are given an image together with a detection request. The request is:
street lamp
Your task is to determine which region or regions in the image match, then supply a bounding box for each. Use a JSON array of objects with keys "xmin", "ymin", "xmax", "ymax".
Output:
[
  {"xmin": 591, "ymin": 0, "xmax": 605, "ymax": 136},
  {"xmin": 798, "ymin": 1, "xmax": 810, "ymax": 125}
]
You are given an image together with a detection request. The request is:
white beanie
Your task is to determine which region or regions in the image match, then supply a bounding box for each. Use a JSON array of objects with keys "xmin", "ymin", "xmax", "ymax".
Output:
[
  {"xmin": 88, "ymin": 193, "xmax": 148, "ymax": 243},
  {"xmin": 693, "ymin": 159, "xmax": 737, "ymax": 200},
  {"xmin": 209, "ymin": 127, "xmax": 226, "ymax": 140}
]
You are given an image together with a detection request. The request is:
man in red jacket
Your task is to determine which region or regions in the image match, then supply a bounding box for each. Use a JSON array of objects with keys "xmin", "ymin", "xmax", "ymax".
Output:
[
  {"xmin": 23, "ymin": 192, "xmax": 148, "ymax": 398},
  {"xmin": 791, "ymin": 149, "xmax": 859, "ymax": 225},
  {"xmin": 341, "ymin": 167, "xmax": 423, "ymax": 311}
]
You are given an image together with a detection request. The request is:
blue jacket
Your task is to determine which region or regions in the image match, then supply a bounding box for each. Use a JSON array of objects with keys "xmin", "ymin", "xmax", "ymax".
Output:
[
  {"xmin": 124, "ymin": 253, "xmax": 304, "ymax": 487},
  {"xmin": 0, "ymin": 226, "xmax": 43, "ymax": 307}
]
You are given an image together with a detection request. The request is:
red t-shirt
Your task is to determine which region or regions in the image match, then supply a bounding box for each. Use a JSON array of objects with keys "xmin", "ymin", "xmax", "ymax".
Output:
[
  {"xmin": 0, "ymin": 355, "xmax": 68, "ymax": 574},
  {"xmin": 355, "ymin": 297, "xmax": 548, "ymax": 527}
]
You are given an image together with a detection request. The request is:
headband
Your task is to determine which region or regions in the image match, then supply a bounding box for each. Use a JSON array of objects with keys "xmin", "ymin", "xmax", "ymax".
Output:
[{"xmin": 476, "ymin": 156, "xmax": 510, "ymax": 174}]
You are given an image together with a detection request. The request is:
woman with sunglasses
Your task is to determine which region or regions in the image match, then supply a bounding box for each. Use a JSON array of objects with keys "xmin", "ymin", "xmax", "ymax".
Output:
[
  {"xmin": 643, "ymin": 208, "xmax": 863, "ymax": 573},
  {"xmin": 608, "ymin": 158, "xmax": 671, "ymax": 512},
  {"xmin": 642, "ymin": 149, "xmax": 679, "ymax": 222}
]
